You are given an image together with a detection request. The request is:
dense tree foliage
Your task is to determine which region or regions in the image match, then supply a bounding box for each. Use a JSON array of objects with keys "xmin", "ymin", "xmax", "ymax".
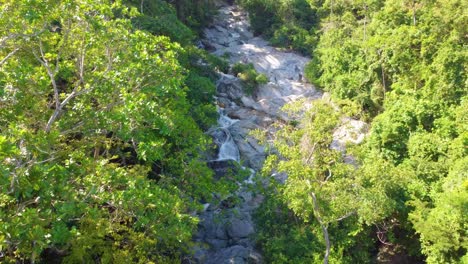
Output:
[
  {"xmin": 256, "ymin": 100, "xmax": 381, "ymax": 263},
  {"xmin": 239, "ymin": 0, "xmax": 320, "ymax": 54},
  {"xmin": 0, "ymin": 0, "xmax": 231, "ymax": 262},
  {"xmin": 243, "ymin": 0, "xmax": 467, "ymax": 263}
]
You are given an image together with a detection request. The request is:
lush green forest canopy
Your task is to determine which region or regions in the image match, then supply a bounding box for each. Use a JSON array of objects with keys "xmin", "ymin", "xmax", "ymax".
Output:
[
  {"xmin": 0, "ymin": 0, "xmax": 229, "ymax": 263},
  {"xmin": 241, "ymin": 0, "xmax": 467, "ymax": 263},
  {"xmin": 0, "ymin": 0, "xmax": 466, "ymax": 263}
]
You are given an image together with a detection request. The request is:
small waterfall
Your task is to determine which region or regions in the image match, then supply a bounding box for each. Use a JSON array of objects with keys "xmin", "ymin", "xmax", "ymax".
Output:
[
  {"xmin": 213, "ymin": 111, "xmax": 256, "ymax": 185},
  {"xmin": 194, "ymin": 4, "xmax": 268, "ymax": 262},
  {"xmin": 215, "ymin": 110, "xmax": 240, "ymax": 162}
]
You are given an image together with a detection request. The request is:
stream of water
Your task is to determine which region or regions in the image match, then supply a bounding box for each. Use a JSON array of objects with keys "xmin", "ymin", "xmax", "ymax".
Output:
[
  {"xmin": 192, "ymin": 2, "xmax": 368, "ymax": 263},
  {"xmin": 192, "ymin": 2, "xmax": 323, "ymax": 263},
  {"xmin": 216, "ymin": 110, "xmax": 240, "ymax": 162}
]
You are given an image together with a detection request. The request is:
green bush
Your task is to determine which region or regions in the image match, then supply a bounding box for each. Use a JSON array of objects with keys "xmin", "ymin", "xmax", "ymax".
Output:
[
  {"xmin": 239, "ymin": 0, "xmax": 278, "ymax": 36},
  {"xmin": 256, "ymin": 73, "xmax": 269, "ymax": 84},
  {"xmin": 184, "ymin": 73, "xmax": 218, "ymax": 129},
  {"xmin": 270, "ymin": 24, "xmax": 317, "ymax": 55},
  {"xmin": 232, "ymin": 63, "xmax": 269, "ymax": 95}
]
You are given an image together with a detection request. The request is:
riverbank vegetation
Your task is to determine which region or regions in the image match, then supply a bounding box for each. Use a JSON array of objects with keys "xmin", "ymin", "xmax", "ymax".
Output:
[{"xmin": 240, "ymin": 0, "xmax": 467, "ymax": 263}]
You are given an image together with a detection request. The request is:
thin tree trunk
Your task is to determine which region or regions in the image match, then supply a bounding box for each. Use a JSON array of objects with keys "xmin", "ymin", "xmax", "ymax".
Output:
[
  {"xmin": 378, "ymin": 50, "xmax": 387, "ymax": 99},
  {"xmin": 321, "ymin": 224, "xmax": 330, "ymax": 264},
  {"xmin": 45, "ymin": 108, "xmax": 61, "ymax": 133},
  {"xmin": 381, "ymin": 64, "xmax": 386, "ymax": 98},
  {"xmin": 310, "ymin": 192, "xmax": 331, "ymax": 264}
]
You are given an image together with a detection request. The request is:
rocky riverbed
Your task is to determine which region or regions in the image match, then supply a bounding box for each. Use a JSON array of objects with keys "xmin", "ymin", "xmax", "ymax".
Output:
[{"xmin": 192, "ymin": 2, "xmax": 367, "ymax": 263}]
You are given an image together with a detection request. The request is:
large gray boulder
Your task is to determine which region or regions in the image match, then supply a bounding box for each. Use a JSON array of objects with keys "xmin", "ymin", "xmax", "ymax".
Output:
[
  {"xmin": 227, "ymin": 217, "xmax": 254, "ymax": 239},
  {"xmin": 198, "ymin": 213, "xmax": 229, "ymax": 241},
  {"xmin": 206, "ymin": 245, "xmax": 261, "ymax": 264},
  {"xmin": 217, "ymin": 73, "xmax": 244, "ymax": 101},
  {"xmin": 228, "ymin": 120, "xmax": 266, "ymax": 171}
]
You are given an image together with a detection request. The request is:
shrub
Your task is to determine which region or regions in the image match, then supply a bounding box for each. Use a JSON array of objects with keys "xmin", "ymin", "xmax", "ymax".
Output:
[{"xmin": 231, "ymin": 63, "xmax": 269, "ymax": 95}]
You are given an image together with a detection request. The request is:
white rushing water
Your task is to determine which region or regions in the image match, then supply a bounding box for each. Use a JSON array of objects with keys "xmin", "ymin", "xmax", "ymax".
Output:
[{"xmin": 216, "ymin": 111, "xmax": 241, "ymax": 162}]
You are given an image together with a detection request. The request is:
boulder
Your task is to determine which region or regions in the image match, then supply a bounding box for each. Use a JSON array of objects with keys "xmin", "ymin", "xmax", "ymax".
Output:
[
  {"xmin": 240, "ymin": 96, "xmax": 264, "ymax": 112},
  {"xmin": 206, "ymin": 245, "xmax": 249, "ymax": 264},
  {"xmin": 227, "ymin": 120, "xmax": 266, "ymax": 170},
  {"xmin": 217, "ymin": 97, "xmax": 231, "ymax": 109},
  {"xmin": 227, "ymin": 213, "xmax": 254, "ymax": 239},
  {"xmin": 331, "ymin": 117, "xmax": 369, "ymax": 152},
  {"xmin": 206, "ymin": 238, "xmax": 229, "ymax": 250},
  {"xmin": 198, "ymin": 214, "xmax": 224, "ymax": 240},
  {"xmin": 207, "ymin": 159, "xmax": 241, "ymax": 179},
  {"xmin": 217, "ymin": 74, "xmax": 244, "ymax": 101}
]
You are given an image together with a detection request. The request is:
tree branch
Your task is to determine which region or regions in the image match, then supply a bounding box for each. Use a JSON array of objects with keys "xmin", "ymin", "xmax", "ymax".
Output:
[
  {"xmin": 0, "ymin": 48, "xmax": 19, "ymax": 67},
  {"xmin": 304, "ymin": 142, "xmax": 317, "ymax": 164},
  {"xmin": 324, "ymin": 168, "xmax": 332, "ymax": 182},
  {"xmin": 0, "ymin": 28, "xmax": 46, "ymax": 48},
  {"xmin": 34, "ymin": 41, "xmax": 60, "ymax": 110},
  {"xmin": 332, "ymin": 211, "xmax": 355, "ymax": 222}
]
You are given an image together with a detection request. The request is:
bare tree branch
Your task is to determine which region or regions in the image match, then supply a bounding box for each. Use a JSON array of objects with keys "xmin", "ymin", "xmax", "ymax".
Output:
[
  {"xmin": 332, "ymin": 211, "xmax": 355, "ymax": 222},
  {"xmin": 375, "ymin": 224, "xmax": 393, "ymax": 246},
  {"xmin": 33, "ymin": 41, "xmax": 60, "ymax": 111},
  {"xmin": 31, "ymin": 23, "xmax": 93, "ymax": 133},
  {"xmin": 0, "ymin": 48, "xmax": 19, "ymax": 67},
  {"xmin": 32, "ymin": 44, "xmax": 61, "ymax": 133},
  {"xmin": 324, "ymin": 168, "xmax": 332, "ymax": 182},
  {"xmin": 304, "ymin": 142, "xmax": 317, "ymax": 164},
  {"xmin": 0, "ymin": 28, "xmax": 46, "ymax": 48}
]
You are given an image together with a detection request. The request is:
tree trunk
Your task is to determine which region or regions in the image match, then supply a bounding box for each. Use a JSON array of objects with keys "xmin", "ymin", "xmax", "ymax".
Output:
[
  {"xmin": 321, "ymin": 225, "xmax": 330, "ymax": 264},
  {"xmin": 310, "ymin": 192, "xmax": 331, "ymax": 264}
]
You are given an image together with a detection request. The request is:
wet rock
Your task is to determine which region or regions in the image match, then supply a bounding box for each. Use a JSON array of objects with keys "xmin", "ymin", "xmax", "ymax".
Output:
[
  {"xmin": 227, "ymin": 218, "xmax": 254, "ymax": 239},
  {"xmin": 217, "ymin": 97, "xmax": 231, "ymax": 109},
  {"xmin": 240, "ymin": 96, "xmax": 264, "ymax": 112},
  {"xmin": 192, "ymin": 246, "xmax": 208, "ymax": 263},
  {"xmin": 227, "ymin": 108, "xmax": 274, "ymax": 128},
  {"xmin": 238, "ymin": 28, "xmax": 253, "ymax": 40},
  {"xmin": 206, "ymin": 238, "xmax": 229, "ymax": 250},
  {"xmin": 207, "ymin": 159, "xmax": 241, "ymax": 179},
  {"xmin": 226, "ymin": 120, "xmax": 266, "ymax": 170},
  {"xmin": 272, "ymin": 172, "xmax": 288, "ymax": 184},
  {"xmin": 200, "ymin": 40, "xmax": 213, "ymax": 51},
  {"xmin": 210, "ymin": 128, "xmax": 227, "ymax": 147},
  {"xmin": 226, "ymin": 108, "xmax": 252, "ymax": 120},
  {"xmin": 215, "ymin": 25, "xmax": 228, "ymax": 34},
  {"xmin": 198, "ymin": 214, "xmax": 226, "ymax": 240},
  {"xmin": 206, "ymin": 245, "xmax": 249, "ymax": 264},
  {"xmin": 217, "ymin": 73, "xmax": 244, "ymax": 100}
]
